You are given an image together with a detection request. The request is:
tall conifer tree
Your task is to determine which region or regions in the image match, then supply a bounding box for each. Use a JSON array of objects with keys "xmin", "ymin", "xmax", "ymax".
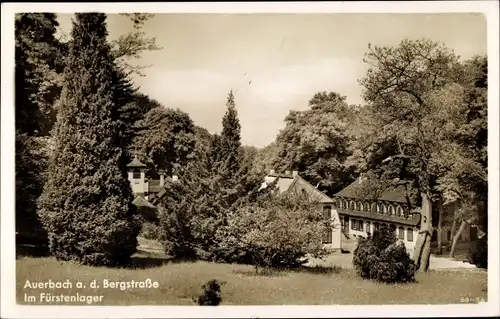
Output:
[
  {"xmin": 218, "ymin": 90, "xmax": 242, "ymax": 174},
  {"xmin": 38, "ymin": 13, "xmax": 140, "ymax": 266}
]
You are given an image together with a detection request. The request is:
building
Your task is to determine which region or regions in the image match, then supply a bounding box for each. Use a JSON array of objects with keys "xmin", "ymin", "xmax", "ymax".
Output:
[
  {"xmin": 332, "ymin": 177, "xmax": 422, "ymax": 252},
  {"xmin": 126, "ymin": 156, "xmax": 178, "ymax": 201},
  {"xmin": 260, "ymin": 170, "xmax": 343, "ymax": 250},
  {"xmin": 127, "ymin": 156, "xmax": 178, "ymax": 220}
]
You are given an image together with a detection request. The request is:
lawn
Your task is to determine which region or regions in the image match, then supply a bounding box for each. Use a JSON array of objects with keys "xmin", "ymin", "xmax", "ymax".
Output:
[{"xmin": 16, "ymin": 256, "xmax": 487, "ymax": 305}]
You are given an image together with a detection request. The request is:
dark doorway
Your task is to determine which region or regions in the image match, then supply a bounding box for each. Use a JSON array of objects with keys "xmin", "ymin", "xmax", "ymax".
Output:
[{"xmin": 470, "ymin": 226, "xmax": 478, "ymax": 241}]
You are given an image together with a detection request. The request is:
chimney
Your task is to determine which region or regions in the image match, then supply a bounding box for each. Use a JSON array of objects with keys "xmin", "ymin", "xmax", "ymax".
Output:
[
  {"xmin": 292, "ymin": 170, "xmax": 298, "ymax": 177},
  {"xmin": 172, "ymin": 175, "xmax": 179, "ymax": 182},
  {"xmin": 285, "ymin": 170, "xmax": 291, "ymax": 176},
  {"xmin": 270, "ymin": 169, "xmax": 275, "ymax": 175},
  {"xmin": 159, "ymin": 170, "xmax": 165, "ymax": 186}
]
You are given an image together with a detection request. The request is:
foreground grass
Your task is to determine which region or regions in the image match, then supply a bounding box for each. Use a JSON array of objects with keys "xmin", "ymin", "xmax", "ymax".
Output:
[{"xmin": 16, "ymin": 257, "xmax": 487, "ymax": 305}]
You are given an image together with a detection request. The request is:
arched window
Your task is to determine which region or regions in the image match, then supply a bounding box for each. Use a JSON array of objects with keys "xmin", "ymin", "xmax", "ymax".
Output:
[
  {"xmin": 383, "ymin": 204, "xmax": 388, "ymax": 214},
  {"xmin": 396, "ymin": 205, "xmax": 403, "ymax": 217},
  {"xmin": 356, "ymin": 202, "xmax": 362, "ymax": 211},
  {"xmin": 388, "ymin": 205, "xmax": 394, "ymax": 215},
  {"xmin": 132, "ymin": 168, "xmax": 141, "ymax": 179},
  {"xmin": 343, "ymin": 199, "xmax": 348, "ymax": 209},
  {"xmin": 374, "ymin": 222, "xmax": 380, "ymax": 231},
  {"xmin": 350, "ymin": 201, "xmax": 356, "ymax": 210},
  {"xmin": 366, "ymin": 221, "xmax": 371, "ymax": 234}
]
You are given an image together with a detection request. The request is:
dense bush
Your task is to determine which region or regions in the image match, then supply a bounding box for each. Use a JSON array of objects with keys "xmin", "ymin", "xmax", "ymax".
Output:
[
  {"xmin": 215, "ymin": 192, "xmax": 331, "ymax": 271},
  {"xmin": 139, "ymin": 220, "xmax": 162, "ymax": 240},
  {"xmin": 468, "ymin": 235, "xmax": 487, "ymax": 269},
  {"xmin": 194, "ymin": 279, "xmax": 224, "ymax": 306},
  {"xmin": 353, "ymin": 226, "xmax": 417, "ymax": 283}
]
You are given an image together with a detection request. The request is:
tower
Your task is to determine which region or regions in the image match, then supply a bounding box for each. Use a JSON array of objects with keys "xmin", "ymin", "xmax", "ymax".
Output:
[{"xmin": 127, "ymin": 156, "xmax": 147, "ymax": 197}]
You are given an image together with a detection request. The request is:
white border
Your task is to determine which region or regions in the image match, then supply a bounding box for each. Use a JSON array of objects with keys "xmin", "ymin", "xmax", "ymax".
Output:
[{"xmin": 1, "ymin": 2, "xmax": 499, "ymax": 318}]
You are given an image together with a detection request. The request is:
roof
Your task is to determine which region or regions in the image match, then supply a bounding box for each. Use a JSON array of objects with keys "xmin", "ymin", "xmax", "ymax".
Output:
[
  {"xmin": 132, "ymin": 196, "xmax": 156, "ymax": 209},
  {"xmin": 335, "ymin": 178, "xmax": 414, "ymax": 204},
  {"xmin": 261, "ymin": 173, "xmax": 333, "ymax": 204},
  {"xmin": 127, "ymin": 156, "xmax": 146, "ymax": 168},
  {"xmin": 336, "ymin": 208, "xmax": 420, "ymax": 227},
  {"xmin": 288, "ymin": 175, "xmax": 333, "ymax": 203}
]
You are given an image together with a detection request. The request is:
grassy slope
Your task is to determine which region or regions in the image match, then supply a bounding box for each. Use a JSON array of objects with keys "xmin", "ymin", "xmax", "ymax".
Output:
[{"xmin": 16, "ymin": 257, "xmax": 487, "ymax": 305}]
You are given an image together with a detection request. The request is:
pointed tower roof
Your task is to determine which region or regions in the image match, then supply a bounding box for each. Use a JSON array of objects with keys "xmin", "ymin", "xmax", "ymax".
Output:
[{"xmin": 127, "ymin": 156, "xmax": 147, "ymax": 168}]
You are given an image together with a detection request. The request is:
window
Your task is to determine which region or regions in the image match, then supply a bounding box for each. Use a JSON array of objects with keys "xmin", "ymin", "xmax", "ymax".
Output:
[
  {"xmin": 375, "ymin": 222, "xmax": 380, "ymax": 231},
  {"xmin": 356, "ymin": 202, "xmax": 361, "ymax": 211},
  {"xmin": 407, "ymin": 228, "xmax": 413, "ymax": 242},
  {"xmin": 397, "ymin": 206, "xmax": 403, "ymax": 216},
  {"xmin": 132, "ymin": 169, "xmax": 141, "ymax": 179},
  {"xmin": 388, "ymin": 205, "xmax": 394, "ymax": 215},
  {"xmin": 398, "ymin": 227, "xmax": 404, "ymax": 240},
  {"xmin": 366, "ymin": 221, "xmax": 371, "ymax": 233},
  {"xmin": 323, "ymin": 228, "xmax": 332, "ymax": 244},
  {"xmin": 351, "ymin": 219, "xmax": 356, "ymax": 230},
  {"xmin": 358, "ymin": 220, "xmax": 364, "ymax": 232},
  {"xmin": 350, "ymin": 201, "xmax": 356, "ymax": 210},
  {"xmin": 323, "ymin": 206, "xmax": 331, "ymax": 219}
]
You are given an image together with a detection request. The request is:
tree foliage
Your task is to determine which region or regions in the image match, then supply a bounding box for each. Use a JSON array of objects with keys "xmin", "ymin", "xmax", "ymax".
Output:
[
  {"xmin": 272, "ymin": 92, "xmax": 357, "ymax": 195},
  {"xmin": 358, "ymin": 39, "xmax": 475, "ymax": 271},
  {"xmin": 216, "ymin": 90, "xmax": 243, "ymax": 175},
  {"xmin": 15, "ymin": 13, "xmax": 64, "ymax": 136},
  {"xmin": 132, "ymin": 107, "xmax": 196, "ymax": 174},
  {"xmin": 15, "ymin": 133, "xmax": 50, "ymax": 239},
  {"xmin": 38, "ymin": 13, "xmax": 140, "ymax": 266},
  {"xmin": 215, "ymin": 192, "xmax": 331, "ymax": 271}
]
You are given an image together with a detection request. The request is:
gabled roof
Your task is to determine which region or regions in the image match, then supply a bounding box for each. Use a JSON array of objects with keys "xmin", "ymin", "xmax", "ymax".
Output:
[
  {"xmin": 127, "ymin": 156, "xmax": 147, "ymax": 168},
  {"xmin": 132, "ymin": 196, "xmax": 156, "ymax": 209},
  {"xmin": 261, "ymin": 173, "xmax": 333, "ymax": 204},
  {"xmin": 334, "ymin": 178, "xmax": 413, "ymax": 204},
  {"xmin": 288, "ymin": 175, "xmax": 333, "ymax": 203}
]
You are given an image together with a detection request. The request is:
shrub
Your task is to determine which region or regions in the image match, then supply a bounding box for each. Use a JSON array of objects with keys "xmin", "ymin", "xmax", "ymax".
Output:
[
  {"xmin": 215, "ymin": 192, "xmax": 332, "ymax": 272},
  {"xmin": 353, "ymin": 225, "xmax": 417, "ymax": 283},
  {"xmin": 139, "ymin": 221, "xmax": 162, "ymax": 240},
  {"xmin": 194, "ymin": 279, "xmax": 224, "ymax": 306},
  {"xmin": 468, "ymin": 235, "xmax": 487, "ymax": 269}
]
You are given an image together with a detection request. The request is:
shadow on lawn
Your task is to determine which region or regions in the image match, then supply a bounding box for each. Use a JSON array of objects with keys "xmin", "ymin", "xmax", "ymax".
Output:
[
  {"xmin": 232, "ymin": 264, "xmax": 343, "ymax": 277},
  {"xmin": 128, "ymin": 255, "xmax": 197, "ymax": 269}
]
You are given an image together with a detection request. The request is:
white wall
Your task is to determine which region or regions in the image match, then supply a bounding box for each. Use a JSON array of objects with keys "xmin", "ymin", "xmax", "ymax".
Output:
[
  {"xmin": 343, "ymin": 216, "xmax": 418, "ymax": 252},
  {"xmin": 128, "ymin": 170, "xmax": 147, "ymax": 195},
  {"xmin": 323, "ymin": 207, "xmax": 342, "ymax": 250}
]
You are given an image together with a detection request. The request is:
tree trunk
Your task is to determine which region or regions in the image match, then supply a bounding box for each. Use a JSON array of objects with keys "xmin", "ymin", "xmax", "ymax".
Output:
[
  {"xmin": 436, "ymin": 200, "xmax": 443, "ymax": 255},
  {"xmin": 449, "ymin": 219, "xmax": 466, "ymax": 258},
  {"xmin": 449, "ymin": 216, "xmax": 457, "ymax": 250},
  {"xmin": 413, "ymin": 192, "xmax": 433, "ymax": 272}
]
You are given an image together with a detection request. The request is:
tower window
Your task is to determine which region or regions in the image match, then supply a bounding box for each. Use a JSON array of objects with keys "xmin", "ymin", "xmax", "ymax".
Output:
[{"xmin": 133, "ymin": 169, "xmax": 141, "ymax": 179}]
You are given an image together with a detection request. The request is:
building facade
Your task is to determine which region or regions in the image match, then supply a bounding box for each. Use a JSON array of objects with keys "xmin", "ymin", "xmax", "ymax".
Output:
[
  {"xmin": 126, "ymin": 156, "xmax": 177, "ymax": 201},
  {"xmin": 332, "ymin": 178, "xmax": 421, "ymax": 252}
]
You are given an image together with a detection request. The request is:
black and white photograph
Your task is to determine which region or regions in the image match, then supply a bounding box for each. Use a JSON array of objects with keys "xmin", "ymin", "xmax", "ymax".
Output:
[{"xmin": 1, "ymin": 1, "xmax": 499, "ymax": 318}]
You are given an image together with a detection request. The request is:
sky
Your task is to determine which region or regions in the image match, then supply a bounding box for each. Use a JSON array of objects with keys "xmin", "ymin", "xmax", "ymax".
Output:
[{"xmin": 56, "ymin": 13, "xmax": 487, "ymax": 148}]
